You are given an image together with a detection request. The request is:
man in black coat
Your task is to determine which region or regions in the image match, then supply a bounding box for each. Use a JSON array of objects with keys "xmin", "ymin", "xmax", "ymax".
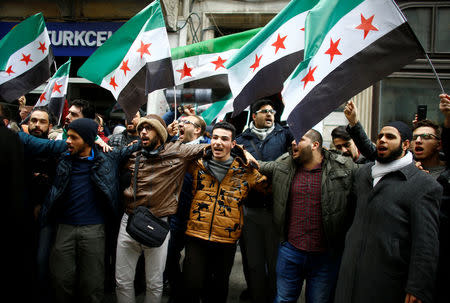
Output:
[{"xmin": 334, "ymin": 121, "xmax": 442, "ymax": 303}]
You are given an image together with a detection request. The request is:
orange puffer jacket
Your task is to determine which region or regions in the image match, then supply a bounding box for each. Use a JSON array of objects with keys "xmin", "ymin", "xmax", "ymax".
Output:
[{"xmin": 185, "ymin": 146, "xmax": 269, "ymax": 244}]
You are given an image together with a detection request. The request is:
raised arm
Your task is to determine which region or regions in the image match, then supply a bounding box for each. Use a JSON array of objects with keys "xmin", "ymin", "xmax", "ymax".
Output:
[
  {"xmin": 440, "ymin": 93, "xmax": 450, "ymax": 165},
  {"xmin": 18, "ymin": 132, "xmax": 67, "ymax": 157},
  {"xmin": 344, "ymin": 100, "xmax": 377, "ymax": 161}
]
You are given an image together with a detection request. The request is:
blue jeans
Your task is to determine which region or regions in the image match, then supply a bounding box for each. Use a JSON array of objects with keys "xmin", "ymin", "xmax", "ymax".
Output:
[{"xmin": 275, "ymin": 241, "xmax": 341, "ymax": 303}]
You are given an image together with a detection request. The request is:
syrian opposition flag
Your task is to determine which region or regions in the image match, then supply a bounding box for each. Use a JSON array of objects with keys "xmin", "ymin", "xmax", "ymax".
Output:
[
  {"xmin": 0, "ymin": 13, "xmax": 54, "ymax": 102},
  {"xmin": 77, "ymin": 0, "xmax": 174, "ymax": 120},
  {"xmin": 281, "ymin": 0, "xmax": 424, "ymax": 142},
  {"xmin": 201, "ymin": 93, "xmax": 250, "ymax": 125},
  {"xmin": 226, "ymin": 0, "xmax": 318, "ymax": 116},
  {"xmin": 35, "ymin": 58, "xmax": 71, "ymax": 124},
  {"xmin": 171, "ymin": 28, "xmax": 260, "ymax": 86}
]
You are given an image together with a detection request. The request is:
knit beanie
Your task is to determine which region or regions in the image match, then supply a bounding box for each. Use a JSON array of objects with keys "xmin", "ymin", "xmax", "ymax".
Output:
[
  {"xmin": 385, "ymin": 121, "xmax": 412, "ymax": 142},
  {"xmin": 68, "ymin": 118, "xmax": 98, "ymax": 147},
  {"xmin": 137, "ymin": 114, "xmax": 168, "ymax": 142}
]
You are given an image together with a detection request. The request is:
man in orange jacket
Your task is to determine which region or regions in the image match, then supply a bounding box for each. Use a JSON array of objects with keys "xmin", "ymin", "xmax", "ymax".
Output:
[{"xmin": 181, "ymin": 121, "xmax": 269, "ymax": 303}]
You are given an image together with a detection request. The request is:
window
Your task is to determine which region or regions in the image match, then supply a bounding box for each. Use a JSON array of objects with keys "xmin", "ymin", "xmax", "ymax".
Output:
[
  {"xmin": 378, "ymin": 78, "xmax": 449, "ymax": 128},
  {"xmin": 402, "ymin": 3, "xmax": 450, "ymax": 54}
]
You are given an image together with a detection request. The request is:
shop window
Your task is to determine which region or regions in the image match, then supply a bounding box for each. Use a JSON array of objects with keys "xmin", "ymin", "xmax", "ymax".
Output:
[
  {"xmin": 435, "ymin": 7, "xmax": 450, "ymax": 53},
  {"xmin": 379, "ymin": 78, "xmax": 450, "ymax": 128}
]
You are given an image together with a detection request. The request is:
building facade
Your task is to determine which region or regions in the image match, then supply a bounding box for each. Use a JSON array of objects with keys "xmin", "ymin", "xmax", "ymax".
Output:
[{"xmin": 0, "ymin": 0, "xmax": 448, "ymax": 140}]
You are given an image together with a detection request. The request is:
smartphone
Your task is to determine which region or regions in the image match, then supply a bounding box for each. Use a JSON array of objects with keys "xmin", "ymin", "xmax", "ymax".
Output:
[{"xmin": 417, "ymin": 105, "xmax": 427, "ymax": 121}]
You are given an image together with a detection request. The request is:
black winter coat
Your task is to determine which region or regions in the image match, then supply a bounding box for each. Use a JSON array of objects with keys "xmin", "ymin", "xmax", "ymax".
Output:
[
  {"xmin": 236, "ymin": 123, "xmax": 293, "ymax": 161},
  {"xmin": 335, "ymin": 161, "xmax": 442, "ymax": 303},
  {"xmin": 40, "ymin": 143, "xmax": 140, "ymax": 227}
]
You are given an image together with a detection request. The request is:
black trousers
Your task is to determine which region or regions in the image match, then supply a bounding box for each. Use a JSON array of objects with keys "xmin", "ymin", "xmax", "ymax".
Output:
[{"xmin": 181, "ymin": 236, "xmax": 237, "ymax": 303}]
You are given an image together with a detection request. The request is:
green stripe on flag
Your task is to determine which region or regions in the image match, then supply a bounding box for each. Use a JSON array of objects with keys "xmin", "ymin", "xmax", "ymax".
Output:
[
  {"xmin": 304, "ymin": 0, "xmax": 362, "ymax": 59},
  {"xmin": 201, "ymin": 94, "xmax": 232, "ymax": 125},
  {"xmin": 225, "ymin": 0, "xmax": 318, "ymax": 69},
  {"xmin": 289, "ymin": 0, "xmax": 363, "ymax": 79},
  {"xmin": 53, "ymin": 57, "xmax": 71, "ymax": 78},
  {"xmin": 0, "ymin": 13, "xmax": 46, "ymax": 70},
  {"xmin": 171, "ymin": 28, "xmax": 261, "ymax": 60},
  {"xmin": 77, "ymin": 0, "xmax": 164, "ymax": 85}
]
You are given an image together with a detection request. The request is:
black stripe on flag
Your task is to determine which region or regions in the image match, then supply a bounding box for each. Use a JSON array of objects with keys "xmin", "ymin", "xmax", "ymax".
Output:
[
  {"xmin": 287, "ymin": 23, "xmax": 424, "ymax": 142},
  {"xmin": 0, "ymin": 50, "xmax": 54, "ymax": 102},
  {"xmin": 232, "ymin": 50, "xmax": 304, "ymax": 116},
  {"xmin": 118, "ymin": 57, "xmax": 174, "ymax": 121},
  {"xmin": 145, "ymin": 57, "xmax": 175, "ymax": 95},
  {"xmin": 48, "ymin": 96, "xmax": 65, "ymax": 124}
]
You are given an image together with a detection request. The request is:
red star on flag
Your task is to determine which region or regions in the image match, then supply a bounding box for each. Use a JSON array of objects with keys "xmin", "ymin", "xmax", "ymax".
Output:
[
  {"xmin": 272, "ymin": 34, "xmax": 287, "ymax": 54},
  {"xmin": 324, "ymin": 38, "xmax": 342, "ymax": 63},
  {"xmin": 39, "ymin": 92, "xmax": 46, "ymax": 103},
  {"xmin": 136, "ymin": 41, "xmax": 151, "ymax": 59},
  {"xmin": 52, "ymin": 81, "xmax": 63, "ymax": 93},
  {"xmin": 249, "ymin": 54, "xmax": 263, "ymax": 72},
  {"xmin": 301, "ymin": 66, "xmax": 318, "ymax": 89},
  {"xmin": 20, "ymin": 53, "xmax": 33, "ymax": 66},
  {"xmin": 177, "ymin": 62, "xmax": 193, "ymax": 80},
  {"xmin": 109, "ymin": 76, "xmax": 118, "ymax": 90},
  {"xmin": 355, "ymin": 14, "xmax": 378, "ymax": 39},
  {"xmin": 5, "ymin": 65, "xmax": 14, "ymax": 76},
  {"xmin": 120, "ymin": 59, "xmax": 131, "ymax": 76},
  {"xmin": 211, "ymin": 56, "xmax": 227, "ymax": 70},
  {"xmin": 38, "ymin": 42, "xmax": 47, "ymax": 54},
  {"xmin": 300, "ymin": 27, "xmax": 305, "ymax": 31}
]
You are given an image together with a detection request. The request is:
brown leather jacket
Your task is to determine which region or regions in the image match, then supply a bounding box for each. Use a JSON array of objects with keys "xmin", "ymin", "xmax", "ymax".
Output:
[
  {"xmin": 123, "ymin": 141, "xmax": 207, "ymax": 217},
  {"xmin": 185, "ymin": 145, "xmax": 270, "ymax": 244}
]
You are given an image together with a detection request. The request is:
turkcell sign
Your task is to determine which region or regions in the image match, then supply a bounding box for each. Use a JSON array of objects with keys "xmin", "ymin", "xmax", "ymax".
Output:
[{"xmin": 0, "ymin": 21, "xmax": 124, "ymax": 56}]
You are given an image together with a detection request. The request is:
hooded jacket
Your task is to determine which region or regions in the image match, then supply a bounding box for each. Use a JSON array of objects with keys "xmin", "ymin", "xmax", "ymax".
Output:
[{"xmin": 185, "ymin": 145, "xmax": 269, "ymax": 244}]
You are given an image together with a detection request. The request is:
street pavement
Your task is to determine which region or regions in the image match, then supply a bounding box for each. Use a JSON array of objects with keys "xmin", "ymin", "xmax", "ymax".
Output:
[{"xmin": 105, "ymin": 245, "xmax": 305, "ymax": 303}]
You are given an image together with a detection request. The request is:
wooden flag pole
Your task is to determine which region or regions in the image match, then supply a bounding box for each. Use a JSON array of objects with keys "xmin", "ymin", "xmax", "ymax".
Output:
[{"xmin": 425, "ymin": 53, "xmax": 446, "ymax": 94}]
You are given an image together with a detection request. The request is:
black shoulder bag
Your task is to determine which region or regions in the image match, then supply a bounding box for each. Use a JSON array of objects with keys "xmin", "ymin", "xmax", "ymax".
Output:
[{"xmin": 126, "ymin": 153, "xmax": 170, "ymax": 247}]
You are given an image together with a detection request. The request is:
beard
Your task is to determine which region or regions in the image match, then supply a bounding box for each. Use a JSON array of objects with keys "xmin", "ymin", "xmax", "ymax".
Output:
[
  {"xmin": 294, "ymin": 145, "xmax": 313, "ymax": 165},
  {"xmin": 29, "ymin": 128, "xmax": 49, "ymax": 139},
  {"xmin": 376, "ymin": 143, "xmax": 404, "ymax": 163}
]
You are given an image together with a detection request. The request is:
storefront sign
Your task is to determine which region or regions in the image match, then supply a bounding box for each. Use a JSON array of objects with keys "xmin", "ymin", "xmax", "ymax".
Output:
[{"xmin": 0, "ymin": 21, "xmax": 124, "ymax": 56}]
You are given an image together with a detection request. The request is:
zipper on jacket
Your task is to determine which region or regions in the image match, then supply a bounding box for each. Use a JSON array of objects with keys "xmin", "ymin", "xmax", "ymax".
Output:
[{"xmin": 208, "ymin": 183, "xmax": 221, "ymax": 240}]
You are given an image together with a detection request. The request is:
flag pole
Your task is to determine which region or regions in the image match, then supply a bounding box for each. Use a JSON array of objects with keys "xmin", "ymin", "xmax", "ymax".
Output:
[
  {"xmin": 173, "ymin": 86, "xmax": 177, "ymax": 120},
  {"xmin": 425, "ymin": 53, "xmax": 445, "ymax": 94}
]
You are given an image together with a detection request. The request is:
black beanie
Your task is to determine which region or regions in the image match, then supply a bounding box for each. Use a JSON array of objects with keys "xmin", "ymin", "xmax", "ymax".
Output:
[
  {"xmin": 68, "ymin": 118, "xmax": 98, "ymax": 147},
  {"xmin": 386, "ymin": 121, "xmax": 412, "ymax": 142}
]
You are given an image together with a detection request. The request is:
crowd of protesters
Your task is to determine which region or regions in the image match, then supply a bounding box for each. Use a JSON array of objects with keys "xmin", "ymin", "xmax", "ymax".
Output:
[{"xmin": 0, "ymin": 93, "xmax": 449, "ymax": 303}]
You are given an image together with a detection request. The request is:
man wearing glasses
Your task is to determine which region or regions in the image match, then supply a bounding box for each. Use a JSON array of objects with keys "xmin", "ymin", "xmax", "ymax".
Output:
[
  {"xmin": 236, "ymin": 98, "xmax": 293, "ymax": 303},
  {"xmin": 165, "ymin": 114, "xmax": 210, "ymax": 302},
  {"xmin": 344, "ymin": 100, "xmax": 445, "ymax": 176}
]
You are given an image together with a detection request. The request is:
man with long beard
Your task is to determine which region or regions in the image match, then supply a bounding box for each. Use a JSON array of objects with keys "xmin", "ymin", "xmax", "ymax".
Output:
[
  {"xmin": 334, "ymin": 122, "xmax": 442, "ymax": 303},
  {"xmin": 258, "ymin": 129, "xmax": 357, "ymax": 303}
]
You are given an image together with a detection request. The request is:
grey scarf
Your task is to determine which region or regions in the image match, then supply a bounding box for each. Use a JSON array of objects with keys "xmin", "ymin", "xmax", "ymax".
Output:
[{"xmin": 249, "ymin": 121, "xmax": 275, "ymax": 141}]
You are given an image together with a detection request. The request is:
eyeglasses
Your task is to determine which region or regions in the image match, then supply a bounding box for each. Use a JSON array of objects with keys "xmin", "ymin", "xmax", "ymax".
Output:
[
  {"xmin": 179, "ymin": 120, "xmax": 200, "ymax": 128},
  {"xmin": 412, "ymin": 133, "xmax": 440, "ymax": 140},
  {"xmin": 137, "ymin": 124, "xmax": 153, "ymax": 133},
  {"xmin": 256, "ymin": 109, "xmax": 276, "ymax": 115}
]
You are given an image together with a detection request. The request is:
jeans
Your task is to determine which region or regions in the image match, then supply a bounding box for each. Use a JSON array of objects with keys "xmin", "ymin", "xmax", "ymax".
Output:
[
  {"xmin": 50, "ymin": 224, "xmax": 105, "ymax": 303},
  {"xmin": 115, "ymin": 213, "xmax": 170, "ymax": 303},
  {"xmin": 275, "ymin": 241, "xmax": 341, "ymax": 303}
]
